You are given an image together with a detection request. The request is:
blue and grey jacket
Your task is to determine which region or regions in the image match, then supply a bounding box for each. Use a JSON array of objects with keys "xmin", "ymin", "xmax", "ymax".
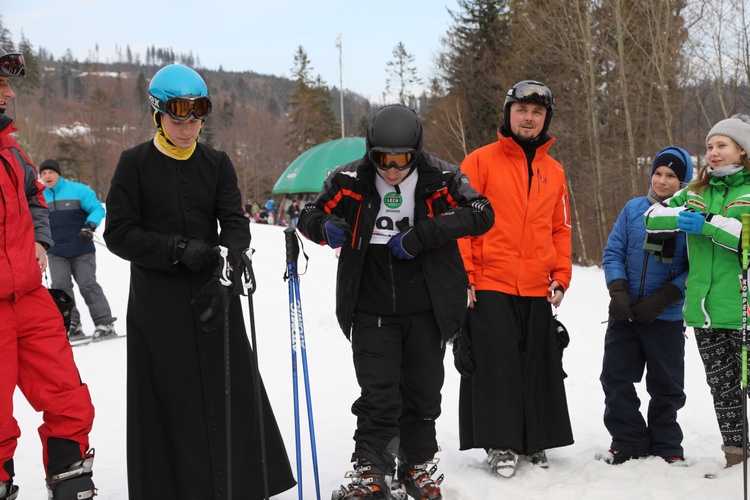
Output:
[
  {"xmin": 603, "ymin": 196, "xmax": 688, "ymax": 321},
  {"xmin": 43, "ymin": 176, "xmax": 105, "ymax": 259}
]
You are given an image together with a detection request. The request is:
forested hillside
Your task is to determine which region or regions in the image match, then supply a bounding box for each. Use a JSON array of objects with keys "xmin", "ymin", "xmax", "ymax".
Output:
[
  {"xmin": 4, "ymin": 48, "xmax": 374, "ymax": 204},
  {"xmin": 4, "ymin": 1, "xmax": 750, "ymax": 264}
]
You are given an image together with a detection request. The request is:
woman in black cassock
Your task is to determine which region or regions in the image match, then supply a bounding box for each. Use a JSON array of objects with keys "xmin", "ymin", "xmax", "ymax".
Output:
[{"xmin": 104, "ymin": 64, "xmax": 295, "ymax": 500}]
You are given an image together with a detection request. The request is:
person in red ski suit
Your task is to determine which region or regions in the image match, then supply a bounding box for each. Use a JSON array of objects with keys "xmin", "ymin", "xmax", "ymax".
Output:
[{"xmin": 0, "ymin": 48, "xmax": 95, "ymax": 500}]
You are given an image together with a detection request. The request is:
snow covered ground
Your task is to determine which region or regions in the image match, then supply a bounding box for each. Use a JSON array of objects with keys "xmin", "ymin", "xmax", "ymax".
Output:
[{"xmin": 11, "ymin": 222, "xmax": 747, "ymax": 499}]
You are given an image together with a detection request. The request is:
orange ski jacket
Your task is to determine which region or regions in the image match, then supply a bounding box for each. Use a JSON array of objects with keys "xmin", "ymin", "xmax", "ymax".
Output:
[{"xmin": 459, "ymin": 132, "xmax": 572, "ymax": 297}]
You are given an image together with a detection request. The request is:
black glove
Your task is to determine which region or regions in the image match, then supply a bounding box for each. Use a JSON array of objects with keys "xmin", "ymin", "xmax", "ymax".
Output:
[
  {"xmin": 77, "ymin": 222, "xmax": 96, "ymax": 242},
  {"xmin": 238, "ymin": 248, "xmax": 257, "ymax": 296},
  {"xmin": 322, "ymin": 216, "xmax": 352, "ymax": 249},
  {"xmin": 452, "ymin": 329, "xmax": 476, "ymax": 378},
  {"xmin": 170, "ymin": 236, "xmax": 217, "ymax": 272},
  {"xmin": 608, "ymin": 279, "xmax": 634, "ymax": 322},
  {"xmin": 227, "ymin": 248, "xmax": 249, "ymax": 297},
  {"xmin": 191, "ymin": 268, "xmax": 223, "ymax": 330},
  {"xmin": 631, "ymin": 282, "xmax": 683, "ymax": 324},
  {"xmin": 555, "ymin": 318, "xmax": 570, "ymax": 352}
]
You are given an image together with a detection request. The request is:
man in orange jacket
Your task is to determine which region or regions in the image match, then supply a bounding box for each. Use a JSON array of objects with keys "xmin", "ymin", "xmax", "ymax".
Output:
[
  {"xmin": 454, "ymin": 80, "xmax": 573, "ymax": 478},
  {"xmin": 0, "ymin": 48, "xmax": 96, "ymax": 500}
]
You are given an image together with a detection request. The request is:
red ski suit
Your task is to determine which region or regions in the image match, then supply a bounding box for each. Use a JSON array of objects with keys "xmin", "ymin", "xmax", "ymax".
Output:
[{"xmin": 0, "ymin": 115, "xmax": 94, "ymax": 482}]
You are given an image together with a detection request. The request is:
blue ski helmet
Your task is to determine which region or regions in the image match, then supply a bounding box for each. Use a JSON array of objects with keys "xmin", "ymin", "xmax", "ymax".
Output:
[{"xmin": 148, "ymin": 64, "xmax": 211, "ymax": 120}]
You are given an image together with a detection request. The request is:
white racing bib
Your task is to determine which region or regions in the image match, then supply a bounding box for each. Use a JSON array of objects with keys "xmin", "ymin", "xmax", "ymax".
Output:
[{"xmin": 370, "ymin": 171, "xmax": 418, "ymax": 245}]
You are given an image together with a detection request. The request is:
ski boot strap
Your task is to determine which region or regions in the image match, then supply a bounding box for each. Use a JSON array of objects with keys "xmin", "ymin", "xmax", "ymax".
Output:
[{"xmin": 46, "ymin": 448, "xmax": 97, "ymax": 499}]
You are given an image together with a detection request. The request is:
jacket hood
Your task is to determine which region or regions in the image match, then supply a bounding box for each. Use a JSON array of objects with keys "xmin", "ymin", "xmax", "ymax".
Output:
[{"xmin": 0, "ymin": 114, "xmax": 13, "ymax": 134}]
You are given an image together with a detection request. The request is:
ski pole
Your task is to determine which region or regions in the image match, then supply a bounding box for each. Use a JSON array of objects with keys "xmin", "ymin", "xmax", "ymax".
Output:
[
  {"xmin": 741, "ymin": 213, "xmax": 750, "ymax": 500},
  {"xmin": 284, "ymin": 227, "xmax": 321, "ymax": 500},
  {"xmin": 294, "ymin": 278, "xmax": 321, "ymax": 500},
  {"xmin": 284, "ymin": 230, "xmax": 303, "ymax": 500},
  {"xmin": 241, "ymin": 248, "xmax": 270, "ymax": 500},
  {"xmin": 289, "ymin": 241, "xmax": 321, "ymax": 499},
  {"xmin": 217, "ymin": 246, "xmax": 233, "ymax": 499}
]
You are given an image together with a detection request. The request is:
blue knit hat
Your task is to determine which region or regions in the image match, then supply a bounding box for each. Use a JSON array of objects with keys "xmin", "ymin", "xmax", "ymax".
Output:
[{"xmin": 650, "ymin": 146, "xmax": 693, "ymax": 184}]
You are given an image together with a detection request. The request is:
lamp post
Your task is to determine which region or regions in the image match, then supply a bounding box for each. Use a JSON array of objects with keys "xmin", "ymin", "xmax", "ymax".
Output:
[{"xmin": 335, "ymin": 35, "xmax": 345, "ymax": 138}]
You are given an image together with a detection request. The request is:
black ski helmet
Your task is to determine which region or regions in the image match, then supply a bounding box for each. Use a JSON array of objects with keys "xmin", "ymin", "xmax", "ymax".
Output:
[
  {"xmin": 503, "ymin": 80, "xmax": 554, "ymax": 139},
  {"xmin": 366, "ymin": 104, "xmax": 423, "ymax": 156},
  {"xmin": 0, "ymin": 47, "xmax": 26, "ymax": 78}
]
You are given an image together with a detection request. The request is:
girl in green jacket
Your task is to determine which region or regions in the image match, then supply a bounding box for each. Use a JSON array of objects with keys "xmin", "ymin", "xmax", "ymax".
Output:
[{"xmin": 644, "ymin": 115, "xmax": 750, "ymax": 468}]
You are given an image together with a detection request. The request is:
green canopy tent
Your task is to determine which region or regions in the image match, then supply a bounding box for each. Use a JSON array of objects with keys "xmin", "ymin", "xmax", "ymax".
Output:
[
  {"xmin": 270, "ymin": 137, "xmax": 366, "ymax": 226},
  {"xmin": 272, "ymin": 137, "xmax": 366, "ymax": 195}
]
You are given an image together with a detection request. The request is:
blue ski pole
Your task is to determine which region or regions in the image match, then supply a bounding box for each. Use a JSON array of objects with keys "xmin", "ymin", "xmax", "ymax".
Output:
[
  {"xmin": 284, "ymin": 228, "xmax": 321, "ymax": 500},
  {"xmin": 290, "ymin": 243, "xmax": 321, "ymax": 498},
  {"xmin": 285, "ymin": 231, "xmax": 303, "ymax": 500}
]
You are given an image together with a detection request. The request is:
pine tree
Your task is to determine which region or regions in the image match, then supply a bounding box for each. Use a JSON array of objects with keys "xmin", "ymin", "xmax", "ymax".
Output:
[
  {"xmin": 385, "ymin": 42, "xmax": 423, "ymax": 106},
  {"xmin": 285, "ymin": 46, "xmax": 339, "ymax": 154},
  {"xmin": 431, "ymin": 0, "xmax": 516, "ymax": 155},
  {"xmin": 0, "ymin": 15, "xmax": 14, "ymax": 52},
  {"xmin": 15, "ymin": 35, "xmax": 40, "ymax": 93}
]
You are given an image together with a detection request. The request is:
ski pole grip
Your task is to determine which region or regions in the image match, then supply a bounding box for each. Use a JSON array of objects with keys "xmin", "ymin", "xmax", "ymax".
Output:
[
  {"xmin": 217, "ymin": 245, "xmax": 232, "ymax": 287},
  {"xmin": 284, "ymin": 227, "xmax": 299, "ymax": 265},
  {"xmin": 241, "ymin": 248, "xmax": 256, "ymax": 294}
]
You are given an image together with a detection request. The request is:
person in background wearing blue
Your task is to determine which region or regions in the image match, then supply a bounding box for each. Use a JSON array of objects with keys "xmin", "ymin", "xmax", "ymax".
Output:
[
  {"xmin": 600, "ymin": 146, "xmax": 692, "ymax": 465},
  {"xmin": 39, "ymin": 159, "xmax": 117, "ymax": 343}
]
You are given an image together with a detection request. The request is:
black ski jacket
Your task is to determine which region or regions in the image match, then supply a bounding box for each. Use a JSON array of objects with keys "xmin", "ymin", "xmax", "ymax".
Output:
[{"xmin": 298, "ymin": 152, "xmax": 494, "ymax": 341}]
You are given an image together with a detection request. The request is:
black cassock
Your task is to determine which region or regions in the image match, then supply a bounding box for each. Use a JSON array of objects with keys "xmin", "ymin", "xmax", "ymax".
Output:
[{"xmin": 105, "ymin": 141, "xmax": 295, "ymax": 500}]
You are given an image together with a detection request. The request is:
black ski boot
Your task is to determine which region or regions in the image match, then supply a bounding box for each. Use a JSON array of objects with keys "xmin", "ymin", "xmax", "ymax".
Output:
[
  {"xmin": 45, "ymin": 448, "xmax": 97, "ymax": 499},
  {"xmin": 398, "ymin": 459, "xmax": 443, "ymax": 500},
  {"xmin": 0, "ymin": 480, "xmax": 19, "ymax": 500},
  {"xmin": 331, "ymin": 459, "xmax": 406, "ymax": 500}
]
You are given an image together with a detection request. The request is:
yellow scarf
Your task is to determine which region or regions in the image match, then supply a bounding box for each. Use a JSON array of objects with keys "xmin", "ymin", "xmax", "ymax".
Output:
[{"xmin": 152, "ymin": 111, "xmax": 202, "ymax": 160}]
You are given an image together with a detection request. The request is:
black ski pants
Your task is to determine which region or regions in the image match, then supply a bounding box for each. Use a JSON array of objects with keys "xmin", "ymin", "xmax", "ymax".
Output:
[
  {"xmin": 350, "ymin": 310, "xmax": 445, "ymax": 470},
  {"xmin": 600, "ymin": 318, "xmax": 686, "ymax": 458}
]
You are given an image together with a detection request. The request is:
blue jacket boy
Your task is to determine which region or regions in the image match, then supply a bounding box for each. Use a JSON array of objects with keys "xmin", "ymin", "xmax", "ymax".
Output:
[{"xmin": 599, "ymin": 146, "xmax": 691, "ymax": 464}]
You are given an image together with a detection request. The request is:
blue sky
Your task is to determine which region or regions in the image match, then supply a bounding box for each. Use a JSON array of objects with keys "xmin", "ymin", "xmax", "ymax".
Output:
[{"xmin": 4, "ymin": 0, "xmax": 460, "ymax": 102}]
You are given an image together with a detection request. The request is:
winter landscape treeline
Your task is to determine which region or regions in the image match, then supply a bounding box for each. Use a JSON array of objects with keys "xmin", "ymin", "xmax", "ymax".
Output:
[{"xmin": 2, "ymin": 1, "xmax": 750, "ymax": 265}]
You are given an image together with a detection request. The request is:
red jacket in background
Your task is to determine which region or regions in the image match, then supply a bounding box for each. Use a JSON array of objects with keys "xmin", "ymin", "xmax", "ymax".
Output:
[{"xmin": 0, "ymin": 115, "xmax": 52, "ymax": 300}]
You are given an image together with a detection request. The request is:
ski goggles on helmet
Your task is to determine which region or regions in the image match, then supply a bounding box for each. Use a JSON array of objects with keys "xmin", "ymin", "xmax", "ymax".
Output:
[
  {"xmin": 150, "ymin": 95, "xmax": 212, "ymax": 121},
  {"xmin": 369, "ymin": 149, "xmax": 418, "ymax": 171},
  {"xmin": 508, "ymin": 81, "xmax": 553, "ymax": 107},
  {"xmin": 0, "ymin": 52, "xmax": 26, "ymax": 78}
]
